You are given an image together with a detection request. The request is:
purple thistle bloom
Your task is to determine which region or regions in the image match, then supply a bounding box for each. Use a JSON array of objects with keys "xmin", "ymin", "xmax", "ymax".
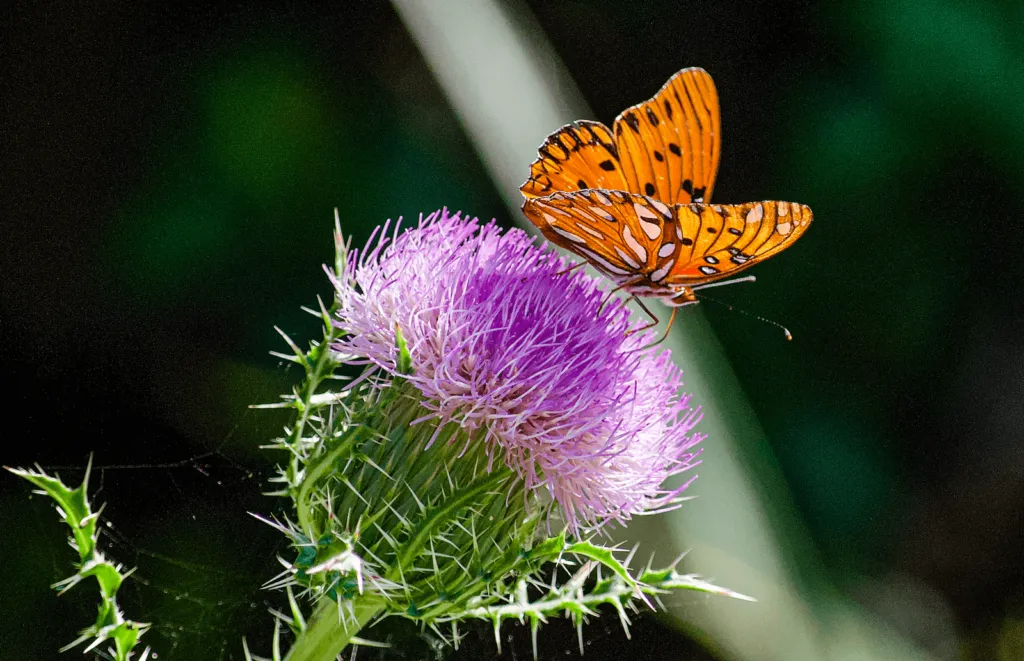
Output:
[{"xmin": 330, "ymin": 210, "xmax": 705, "ymax": 534}]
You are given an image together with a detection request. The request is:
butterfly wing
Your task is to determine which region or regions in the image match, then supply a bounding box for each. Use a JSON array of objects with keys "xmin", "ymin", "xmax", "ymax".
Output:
[
  {"xmin": 520, "ymin": 121, "xmax": 629, "ymax": 200},
  {"xmin": 520, "ymin": 68, "xmax": 720, "ymax": 205},
  {"xmin": 521, "ymin": 190, "xmax": 676, "ymax": 282},
  {"xmin": 612, "ymin": 68, "xmax": 721, "ymax": 204},
  {"xmin": 661, "ymin": 200, "xmax": 813, "ymax": 284},
  {"xmin": 523, "ymin": 191, "xmax": 811, "ymax": 293}
]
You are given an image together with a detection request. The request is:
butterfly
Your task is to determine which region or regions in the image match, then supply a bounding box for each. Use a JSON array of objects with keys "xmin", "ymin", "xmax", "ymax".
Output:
[{"xmin": 520, "ymin": 67, "xmax": 811, "ymax": 336}]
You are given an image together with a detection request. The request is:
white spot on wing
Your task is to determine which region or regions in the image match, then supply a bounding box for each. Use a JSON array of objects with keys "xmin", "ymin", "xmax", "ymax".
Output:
[
  {"xmin": 650, "ymin": 259, "xmax": 675, "ymax": 282},
  {"xmin": 776, "ymin": 221, "xmax": 792, "ymax": 236},
  {"xmin": 746, "ymin": 203, "xmax": 764, "ymax": 224},
  {"xmin": 651, "ymin": 199, "xmax": 672, "ymax": 217},
  {"xmin": 658, "ymin": 243, "xmax": 676, "ymax": 258},
  {"xmin": 575, "ymin": 222, "xmax": 605, "ymax": 239},
  {"xmin": 543, "ymin": 212, "xmax": 558, "ymax": 226},
  {"xmin": 633, "ymin": 202, "xmax": 658, "ymax": 221},
  {"xmin": 778, "ymin": 201, "xmax": 789, "ymax": 216},
  {"xmin": 551, "ymin": 226, "xmax": 586, "ymax": 243},
  {"xmin": 579, "ymin": 248, "xmax": 631, "ymax": 275},
  {"xmin": 622, "ymin": 225, "xmax": 648, "ymax": 263},
  {"xmin": 593, "ymin": 191, "xmax": 611, "ymax": 205},
  {"xmin": 675, "ymin": 224, "xmax": 683, "ymax": 240},
  {"xmin": 639, "ymin": 219, "xmax": 661, "ymax": 241},
  {"xmin": 588, "ymin": 205, "xmax": 615, "ymax": 221},
  {"xmin": 614, "ymin": 247, "xmax": 641, "ymax": 270}
]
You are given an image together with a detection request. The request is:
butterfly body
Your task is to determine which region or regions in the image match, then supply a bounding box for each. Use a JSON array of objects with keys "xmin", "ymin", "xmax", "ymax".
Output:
[{"xmin": 521, "ymin": 67, "xmax": 811, "ymax": 312}]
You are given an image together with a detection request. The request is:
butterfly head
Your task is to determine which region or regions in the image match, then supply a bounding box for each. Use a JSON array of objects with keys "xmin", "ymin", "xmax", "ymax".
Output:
[{"xmin": 668, "ymin": 287, "xmax": 698, "ymax": 307}]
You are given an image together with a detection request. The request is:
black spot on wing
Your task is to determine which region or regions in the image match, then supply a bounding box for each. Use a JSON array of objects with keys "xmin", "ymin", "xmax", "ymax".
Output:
[
  {"xmin": 580, "ymin": 122, "xmax": 619, "ymax": 159},
  {"xmin": 599, "ymin": 160, "xmax": 616, "ymax": 171},
  {"xmin": 624, "ymin": 112, "xmax": 641, "ymax": 134},
  {"xmin": 679, "ymin": 81, "xmax": 703, "ymax": 132},
  {"xmin": 663, "ymin": 99, "xmax": 673, "ymax": 119},
  {"xmin": 646, "ymin": 107, "xmax": 660, "ymax": 126},
  {"xmin": 533, "ymin": 175, "xmax": 552, "ymax": 192},
  {"xmin": 653, "ymin": 150, "xmax": 664, "ymax": 162},
  {"xmin": 692, "ymin": 186, "xmax": 707, "ymax": 202},
  {"xmin": 644, "ymin": 183, "xmax": 655, "ymax": 195},
  {"xmin": 539, "ymin": 145, "xmax": 559, "ymax": 162},
  {"xmin": 669, "ymin": 143, "xmax": 682, "ymax": 156}
]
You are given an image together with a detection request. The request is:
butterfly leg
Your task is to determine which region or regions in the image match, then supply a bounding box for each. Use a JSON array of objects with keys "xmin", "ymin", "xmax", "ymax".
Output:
[
  {"xmin": 597, "ymin": 277, "xmax": 646, "ymax": 316},
  {"xmin": 629, "ymin": 300, "xmax": 700, "ymax": 352},
  {"xmin": 554, "ymin": 262, "xmax": 587, "ymax": 277},
  {"xmin": 623, "ymin": 296, "xmax": 661, "ymax": 336},
  {"xmin": 522, "ymin": 260, "xmax": 586, "ymax": 284}
]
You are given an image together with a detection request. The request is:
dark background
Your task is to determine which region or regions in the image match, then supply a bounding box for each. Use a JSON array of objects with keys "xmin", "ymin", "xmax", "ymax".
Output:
[{"xmin": 3, "ymin": 1, "xmax": 1023, "ymax": 659}]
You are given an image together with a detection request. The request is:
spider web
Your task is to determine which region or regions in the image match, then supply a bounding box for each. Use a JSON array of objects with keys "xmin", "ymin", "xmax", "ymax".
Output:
[{"xmin": 17, "ymin": 412, "xmax": 714, "ymax": 661}]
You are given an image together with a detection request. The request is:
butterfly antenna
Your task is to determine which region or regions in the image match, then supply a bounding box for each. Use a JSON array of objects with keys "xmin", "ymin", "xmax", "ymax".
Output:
[
  {"xmin": 694, "ymin": 292, "xmax": 793, "ymax": 341},
  {"xmin": 690, "ymin": 275, "xmax": 757, "ymax": 292}
]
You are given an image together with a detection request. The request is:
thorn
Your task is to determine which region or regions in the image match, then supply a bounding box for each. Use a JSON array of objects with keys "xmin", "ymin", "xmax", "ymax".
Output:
[
  {"xmin": 268, "ymin": 351, "xmax": 304, "ymax": 364},
  {"xmin": 273, "ymin": 326, "xmax": 304, "ymax": 359}
]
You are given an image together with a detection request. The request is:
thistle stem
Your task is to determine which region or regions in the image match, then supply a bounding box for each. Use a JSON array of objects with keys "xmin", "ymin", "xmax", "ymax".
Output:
[
  {"xmin": 290, "ymin": 308, "xmax": 343, "ymax": 538},
  {"xmin": 283, "ymin": 595, "xmax": 384, "ymax": 661}
]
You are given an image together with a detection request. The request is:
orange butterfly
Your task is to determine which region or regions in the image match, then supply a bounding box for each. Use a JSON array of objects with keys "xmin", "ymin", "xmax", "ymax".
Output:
[{"xmin": 521, "ymin": 67, "xmax": 811, "ymax": 335}]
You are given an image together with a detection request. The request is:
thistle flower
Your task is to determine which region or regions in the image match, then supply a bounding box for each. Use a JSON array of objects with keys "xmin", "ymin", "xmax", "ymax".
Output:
[
  {"xmin": 330, "ymin": 209, "xmax": 705, "ymax": 534},
  {"xmin": 253, "ymin": 210, "xmax": 746, "ymax": 661}
]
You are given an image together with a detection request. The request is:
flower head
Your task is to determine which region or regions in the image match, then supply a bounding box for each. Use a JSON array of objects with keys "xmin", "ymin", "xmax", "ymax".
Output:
[{"xmin": 330, "ymin": 210, "xmax": 704, "ymax": 533}]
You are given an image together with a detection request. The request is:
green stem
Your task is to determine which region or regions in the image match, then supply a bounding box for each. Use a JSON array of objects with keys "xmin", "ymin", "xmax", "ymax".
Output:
[
  {"xmin": 295, "ymin": 427, "xmax": 361, "ymax": 540},
  {"xmin": 283, "ymin": 595, "xmax": 384, "ymax": 661},
  {"xmin": 290, "ymin": 311, "xmax": 342, "ymax": 537}
]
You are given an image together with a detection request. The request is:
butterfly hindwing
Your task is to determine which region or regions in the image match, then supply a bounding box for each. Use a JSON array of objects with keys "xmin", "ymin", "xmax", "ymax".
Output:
[
  {"xmin": 664, "ymin": 200, "xmax": 813, "ymax": 284},
  {"xmin": 521, "ymin": 190, "xmax": 677, "ymax": 281},
  {"xmin": 522, "ymin": 191, "xmax": 811, "ymax": 287}
]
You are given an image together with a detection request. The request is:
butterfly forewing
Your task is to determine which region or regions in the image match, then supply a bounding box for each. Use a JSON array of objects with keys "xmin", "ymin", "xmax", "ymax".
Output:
[
  {"xmin": 521, "ymin": 121, "xmax": 627, "ymax": 200},
  {"xmin": 519, "ymin": 68, "xmax": 721, "ymax": 206},
  {"xmin": 612, "ymin": 68, "xmax": 721, "ymax": 205}
]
